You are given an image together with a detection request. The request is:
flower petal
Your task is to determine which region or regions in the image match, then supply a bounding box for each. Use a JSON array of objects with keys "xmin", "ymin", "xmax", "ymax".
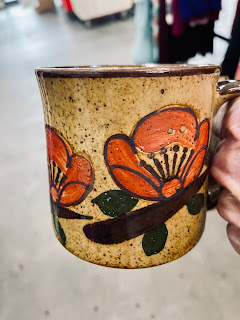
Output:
[
  {"xmin": 46, "ymin": 126, "xmax": 71, "ymax": 172},
  {"xmin": 162, "ymin": 178, "xmax": 181, "ymax": 198},
  {"xmin": 65, "ymin": 155, "xmax": 93, "ymax": 186},
  {"xmin": 111, "ymin": 166, "xmax": 160, "ymax": 200},
  {"xmin": 59, "ymin": 182, "xmax": 88, "ymax": 207},
  {"xmin": 179, "ymin": 119, "xmax": 209, "ymax": 180},
  {"xmin": 105, "ymin": 134, "xmax": 161, "ymax": 200},
  {"xmin": 50, "ymin": 186, "xmax": 59, "ymax": 202},
  {"xmin": 183, "ymin": 148, "xmax": 206, "ymax": 188},
  {"xmin": 133, "ymin": 106, "xmax": 198, "ymax": 153},
  {"xmin": 58, "ymin": 155, "xmax": 94, "ymax": 206},
  {"xmin": 195, "ymin": 119, "xmax": 210, "ymax": 152}
]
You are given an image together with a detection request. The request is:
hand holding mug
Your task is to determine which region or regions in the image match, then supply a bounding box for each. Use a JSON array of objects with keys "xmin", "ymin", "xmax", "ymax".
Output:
[{"xmin": 211, "ymin": 98, "xmax": 240, "ymax": 254}]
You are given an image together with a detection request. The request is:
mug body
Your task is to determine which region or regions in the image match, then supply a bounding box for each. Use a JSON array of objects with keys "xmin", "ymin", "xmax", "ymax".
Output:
[{"xmin": 36, "ymin": 65, "xmax": 220, "ymax": 268}]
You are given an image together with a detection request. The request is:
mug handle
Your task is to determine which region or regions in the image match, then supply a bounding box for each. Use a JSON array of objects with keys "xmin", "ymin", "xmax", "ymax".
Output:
[
  {"xmin": 214, "ymin": 80, "xmax": 240, "ymax": 114},
  {"xmin": 208, "ymin": 80, "xmax": 240, "ymax": 209}
]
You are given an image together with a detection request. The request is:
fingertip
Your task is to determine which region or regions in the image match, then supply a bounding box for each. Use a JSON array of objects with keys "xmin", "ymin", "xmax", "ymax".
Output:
[
  {"xmin": 226, "ymin": 223, "xmax": 240, "ymax": 255},
  {"xmin": 216, "ymin": 189, "xmax": 240, "ymax": 228},
  {"xmin": 212, "ymin": 102, "xmax": 229, "ymax": 138},
  {"xmin": 223, "ymin": 98, "xmax": 240, "ymax": 140},
  {"xmin": 210, "ymin": 160, "xmax": 224, "ymax": 188}
]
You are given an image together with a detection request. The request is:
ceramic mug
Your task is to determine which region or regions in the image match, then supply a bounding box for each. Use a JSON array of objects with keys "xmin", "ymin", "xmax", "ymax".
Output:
[{"xmin": 36, "ymin": 65, "xmax": 240, "ymax": 268}]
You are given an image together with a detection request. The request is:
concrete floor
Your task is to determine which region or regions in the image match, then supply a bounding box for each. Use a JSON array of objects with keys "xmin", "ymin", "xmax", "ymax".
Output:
[{"xmin": 1, "ymin": 2, "xmax": 240, "ymax": 320}]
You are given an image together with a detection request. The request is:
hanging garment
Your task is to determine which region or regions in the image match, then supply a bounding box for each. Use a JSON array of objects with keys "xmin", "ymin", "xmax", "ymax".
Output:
[
  {"xmin": 172, "ymin": 0, "xmax": 219, "ymax": 36},
  {"xmin": 133, "ymin": 0, "xmax": 221, "ymax": 64},
  {"xmin": 167, "ymin": 21, "xmax": 215, "ymax": 63},
  {"xmin": 172, "ymin": 0, "xmax": 184, "ymax": 36},
  {"xmin": 152, "ymin": 0, "xmax": 160, "ymax": 62},
  {"xmin": 179, "ymin": 0, "xmax": 221, "ymax": 20},
  {"xmin": 232, "ymin": 0, "xmax": 240, "ymax": 31},
  {"xmin": 159, "ymin": 0, "xmax": 220, "ymax": 63},
  {"xmin": 221, "ymin": 1, "xmax": 240, "ymax": 79},
  {"xmin": 132, "ymin": 0, "xmax": 155, "ymax": 64},
  {"xmin": 159, "ymin": 0, "xmax": 169, "ymax": 63}
]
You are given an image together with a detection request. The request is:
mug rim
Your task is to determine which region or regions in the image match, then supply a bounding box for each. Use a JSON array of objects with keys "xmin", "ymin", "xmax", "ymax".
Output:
[{"xmin": 35, "ymin": 64, "xmax": 221, "ymax": 78}]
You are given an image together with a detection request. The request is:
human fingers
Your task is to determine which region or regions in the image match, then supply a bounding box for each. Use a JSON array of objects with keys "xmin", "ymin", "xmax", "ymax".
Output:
[
  {"xmin": 212, "ymin": 102, "xmax": 229, "ymax": 138},
  {"xmin": 210, "ymin": 138, "xmax": 240, "ymax": 202},
  {"xmin": 221, "ymin": 98, "xmax": 240, "ymax": 140},
  {"xmin": 226, "ymin": 223, "xmax": 240, "ymax": 255},
  {"xmin": 212, "ymin": 98, "xmax": 240, "ymax": 139},
  {"xmin": 217, "ymin": 189, "xmax": 240, "ymax": 229}
]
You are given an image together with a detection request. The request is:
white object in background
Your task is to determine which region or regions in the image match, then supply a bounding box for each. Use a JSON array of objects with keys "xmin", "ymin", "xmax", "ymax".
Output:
[
  {"xmin": 19, "ymin": 0, "xmax": 39, "ymax": 7},
  {"xmin": 70, "ymin": 0, "xmax": 133, "ymax": 22}
]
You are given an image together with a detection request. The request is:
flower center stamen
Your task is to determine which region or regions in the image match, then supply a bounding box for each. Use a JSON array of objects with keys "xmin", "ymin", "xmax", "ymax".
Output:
[
  {"xmin": 48, "ymin": 159, "xmax": 67, "ymax": 191},
  {"xmin": 137, "ymin": 144, "xmax": 195, "ymax": 183}
]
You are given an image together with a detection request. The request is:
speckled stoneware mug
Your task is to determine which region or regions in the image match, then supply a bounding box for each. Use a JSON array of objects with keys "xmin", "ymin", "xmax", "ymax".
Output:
[{"xmin": 36, "ymin": 65, "xmax": 240, "ymax": 268}]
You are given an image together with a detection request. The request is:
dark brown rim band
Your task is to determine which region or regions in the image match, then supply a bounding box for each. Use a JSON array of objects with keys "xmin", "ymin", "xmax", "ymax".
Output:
[{"xmin": 35, "ymin": 64, "xmax": 221, "ymax": 78}]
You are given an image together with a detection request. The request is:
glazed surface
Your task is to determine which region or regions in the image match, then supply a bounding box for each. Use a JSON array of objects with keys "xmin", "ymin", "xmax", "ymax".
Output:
[{"xmin": 37, "ymin": 70, "xmax": 219, "ymax": 268}]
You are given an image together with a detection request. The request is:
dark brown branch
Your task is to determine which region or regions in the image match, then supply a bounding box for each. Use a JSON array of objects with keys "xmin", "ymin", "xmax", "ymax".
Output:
[
  {"xmin": 83, "ymin": 170, "xmax": 208, "ymax": 244},
  {"xmin": 51, "ymin": 200, "xmax": 93, "ymax": 220}
]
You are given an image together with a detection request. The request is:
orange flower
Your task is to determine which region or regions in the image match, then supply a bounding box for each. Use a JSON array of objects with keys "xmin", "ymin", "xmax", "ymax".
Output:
[
  {"xmin": 104, "ymin": 106, "xmax": 209, "ymax": 201},
  {"xmin": 46, "ymin": 125, "xmax": 94, "ymax": 207}
]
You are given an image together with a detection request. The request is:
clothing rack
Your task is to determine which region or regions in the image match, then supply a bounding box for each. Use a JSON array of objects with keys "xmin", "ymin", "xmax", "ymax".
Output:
[
  {"xmin": 133, "ymin": 0, "xmax": 239, "ymax": 72},
  {"xmin": 214, "ymin": 33, "xmax": 229, "ymax": 42}
]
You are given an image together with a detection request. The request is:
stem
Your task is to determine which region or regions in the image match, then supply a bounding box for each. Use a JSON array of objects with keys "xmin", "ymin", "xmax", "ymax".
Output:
[
  {"xmin": 51, "ymin": 200, "xmax": 93, "ymax": 220},
  {"xmin": 83, "ymin": 170, "xmax": 208, "ymax": 244}
]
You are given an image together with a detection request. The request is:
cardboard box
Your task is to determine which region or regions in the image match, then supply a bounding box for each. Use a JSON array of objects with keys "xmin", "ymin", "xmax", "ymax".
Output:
[{"xmin": 35, "ymin": 0, "xmax": 55, "ymax": 13}]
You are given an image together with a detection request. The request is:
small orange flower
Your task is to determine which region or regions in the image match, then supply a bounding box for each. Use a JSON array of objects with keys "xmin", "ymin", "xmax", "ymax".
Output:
[
  {"xmin": 46, "ymin": 125, "xmax": 94, "ymax": 207},
  {"xmin": 104, "ymin": 106, "xmax": 209, "ymax": 201}
]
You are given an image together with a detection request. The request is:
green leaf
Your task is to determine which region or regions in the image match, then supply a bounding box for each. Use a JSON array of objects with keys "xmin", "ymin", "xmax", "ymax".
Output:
[
  {"xmin": 142, "ymin": 223, "xmax": 168, "ymax": 256},
  {"xmin": 92, "ymin": 190, "xmax": 138, "ymax": 217},
  {"xmin": 53, "ymin": 214, "xmax": 66, "ymax": 246},
  {"xmin": 187, "ymin": 193, "xmax": 205, "ymax": 215}
]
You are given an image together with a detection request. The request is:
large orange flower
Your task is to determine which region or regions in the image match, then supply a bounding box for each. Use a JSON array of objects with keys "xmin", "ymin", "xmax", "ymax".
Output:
[
  {"xmin": 46, "ymin": 125, "xmax": 94, "ymax": 207},
  {"xmin": 104, "ymin": 106, "xmax": 209, "ymax": 201}
]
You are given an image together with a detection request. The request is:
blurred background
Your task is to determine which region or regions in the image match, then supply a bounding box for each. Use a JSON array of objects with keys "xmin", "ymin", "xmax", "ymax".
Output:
[{"xmin": 1, "ymin": 0, "xmax": 240, "ymax": 319}]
